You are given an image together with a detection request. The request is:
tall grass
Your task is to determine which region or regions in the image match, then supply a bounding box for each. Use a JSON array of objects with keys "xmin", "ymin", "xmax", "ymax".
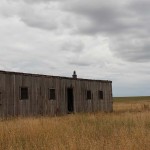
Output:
[{"xmin": 0, "ymin": 98, "xmax": 150, "ymax": 150}]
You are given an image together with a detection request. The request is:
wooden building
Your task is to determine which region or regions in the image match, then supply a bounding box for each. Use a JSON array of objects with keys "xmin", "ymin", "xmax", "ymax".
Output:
[{"xmin": 0, "ymin": 70, "xmax": 113, "ymax": 117}]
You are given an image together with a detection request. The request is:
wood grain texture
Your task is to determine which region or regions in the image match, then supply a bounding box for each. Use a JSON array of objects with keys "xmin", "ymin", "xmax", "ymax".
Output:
[{"xmin": 0, "ymin": 71, "xmax": 113, "ymax": 117}]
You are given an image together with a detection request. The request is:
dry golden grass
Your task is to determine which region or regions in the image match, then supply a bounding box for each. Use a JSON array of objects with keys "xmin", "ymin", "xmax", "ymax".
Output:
[{"xmin": 0, "ymin": 98, "xmax": 150, "ymax": 150}]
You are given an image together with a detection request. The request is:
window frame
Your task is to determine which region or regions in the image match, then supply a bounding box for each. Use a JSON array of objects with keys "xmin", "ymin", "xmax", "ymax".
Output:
[
  {"xmin": 49, "ymin": 88, "xmax": 56, "ymax": 100},
  {"xmin": 20, "ymin": 87, "xmax": 29, "ymax": 100}
]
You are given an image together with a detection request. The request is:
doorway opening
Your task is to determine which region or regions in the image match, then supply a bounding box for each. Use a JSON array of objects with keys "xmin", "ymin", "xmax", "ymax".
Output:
[{"xmin": 67, "ymin": 88, "xmax": 74, "ymax": 113}]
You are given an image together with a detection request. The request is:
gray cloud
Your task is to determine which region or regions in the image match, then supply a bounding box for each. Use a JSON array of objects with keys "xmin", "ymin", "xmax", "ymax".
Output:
[
  {"xmin": 61, "ymin": 0, "xmax": 150, "ymax": 62},
  {"xmin": 110, "ymin": 36, "xmax": 150, "ymax": 62},
  {"xmin": 69, "ymin": 60, "xmax": 91, "ymax": 67},
  {"xmin": 6, "ymin": 0, "xmax": 60, "ymax": 4},
  {"xmin": 19, "ymin": 2, "xmax": 63, "ymax": 31},
  {"xmin": 63, "ymin": 0, "xmax": 131, "ymax": 34},
  {"xmin": 23, "ymin": 0, "xmax": 53, "ymax": 3},
  {"xmin": 0, "ymin": 0, "xmax": 61, "ymax": 31},
  {"xmin": 129, "ymin": 0, "xmax": 150, "ymax": 15},
  {"xmin": 22, "ymin": 0, "xmax": 64, "ymax": 3},
  {"xmin": 20, "ymin": 11, "xmax": 58, "ymax": 31},
  {"xmin": 2, "ymin": 0, "xmax": 150, "ymax": 62},
  {"xmin": 1, "ymin": 0, "xmax": 150, "ymax": 96},
  {"xmin": 61, "ymin": 40, "xmax": 84, "ymax": 52}
]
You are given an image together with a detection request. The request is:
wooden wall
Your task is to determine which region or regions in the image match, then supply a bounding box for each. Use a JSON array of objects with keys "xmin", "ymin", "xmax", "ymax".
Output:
[{"xmin": 0, "ymin": 71, "xmax": 113, "ymax": 117}]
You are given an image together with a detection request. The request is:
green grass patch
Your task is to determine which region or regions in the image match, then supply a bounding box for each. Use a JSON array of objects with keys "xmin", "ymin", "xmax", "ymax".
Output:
[{"xmin": 113, "ymin": 96, "xmax": 150, "ymax": 102}]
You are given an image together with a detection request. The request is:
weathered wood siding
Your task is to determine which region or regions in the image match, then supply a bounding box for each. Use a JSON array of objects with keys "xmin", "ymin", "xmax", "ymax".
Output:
[{"xmin": 0, "ymin": 71, "xmax": 113, "ymax": 117}]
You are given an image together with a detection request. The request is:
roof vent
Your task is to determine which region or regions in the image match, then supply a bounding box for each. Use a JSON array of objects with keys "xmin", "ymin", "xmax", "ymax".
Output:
[{"xmin": 72, "ymin": 71, "xmax": 77, "ymax": 79}]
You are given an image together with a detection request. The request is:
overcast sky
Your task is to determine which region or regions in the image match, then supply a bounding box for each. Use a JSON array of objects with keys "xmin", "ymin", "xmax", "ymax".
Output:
[{"xmin": 0, "ymin": 0, "xmax": 150, "ymax": 96}]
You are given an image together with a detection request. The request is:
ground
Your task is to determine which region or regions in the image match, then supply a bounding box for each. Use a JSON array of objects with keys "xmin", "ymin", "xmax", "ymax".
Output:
[{"xmin": 0, "ymin": 97, "xmax": 150, "ymax": 150}]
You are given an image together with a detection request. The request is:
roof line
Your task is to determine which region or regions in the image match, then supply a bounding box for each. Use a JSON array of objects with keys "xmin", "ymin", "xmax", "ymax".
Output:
[{"xmin": 0, "ymin": 70, "xmax": 112, "ymax": 83}]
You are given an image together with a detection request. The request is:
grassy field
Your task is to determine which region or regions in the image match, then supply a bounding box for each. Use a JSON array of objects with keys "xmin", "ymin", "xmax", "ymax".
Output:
[
  {"xmin": 0, "ymin": 97, "xmax": 150, "ymax": 150},
  {"xmin": 113, "ymin": 96, "xmax": 150, "ymax": 102}
]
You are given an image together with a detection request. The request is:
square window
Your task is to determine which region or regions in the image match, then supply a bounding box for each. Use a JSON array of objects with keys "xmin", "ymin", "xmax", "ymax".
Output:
[
  {"xmin": 49, "ymin": 89, "xmax": 56, "ymax": 100},
  {"xmin": 99, "ymin": 91, "xmax": 103, "ymax": 99},
  {"xmin": 87, "ymin": 90, "xmax": 91, "ymax": 100},
  {"xmin": 20, "ymin": 87, "xmax": 28, "ymax": 100}
]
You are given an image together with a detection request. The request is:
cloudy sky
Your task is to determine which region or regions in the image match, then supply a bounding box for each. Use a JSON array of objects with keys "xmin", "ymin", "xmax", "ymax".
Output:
[{"xmin": 0, "ymin": 0, "xmax": 150, "ymax": 96}]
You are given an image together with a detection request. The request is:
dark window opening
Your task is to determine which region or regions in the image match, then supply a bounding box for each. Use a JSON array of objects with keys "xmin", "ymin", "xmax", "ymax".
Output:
[
  {"xmin": 67, "ymin": 88, "xmax": 74, "ymax": 113},
  {"xmin": 49, "ymin": 89, "xmax": 56, "ymax": 100},
  {"xmin": 20, "ymin": 87, "xmax": 28, "ymax": 100},
  {"xmin": 0, "ymin": 92, "xmax": 2, "ymax": 105},
  {"xmin": 99, "ymin": 91, "xmax": 103, "ymax": 99},
  {"xmin": 87, "ymin": 90, "xmax": 92, "ymax": 100}
]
